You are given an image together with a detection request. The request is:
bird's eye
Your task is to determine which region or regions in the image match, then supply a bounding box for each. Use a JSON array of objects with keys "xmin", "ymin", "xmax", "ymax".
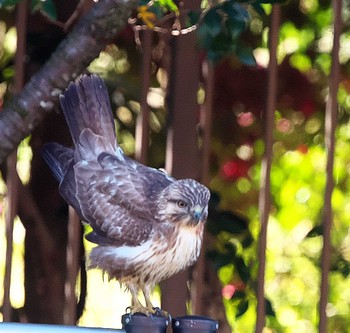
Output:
[{"xmin": 176, "ymin": 200, "xmax": 187, "ymax": 208}]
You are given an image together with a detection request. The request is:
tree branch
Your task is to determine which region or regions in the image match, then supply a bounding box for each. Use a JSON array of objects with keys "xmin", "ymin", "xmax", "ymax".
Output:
[{"xmin": 0, "ymin": 0, "xmax": 137, "ymax": 164}]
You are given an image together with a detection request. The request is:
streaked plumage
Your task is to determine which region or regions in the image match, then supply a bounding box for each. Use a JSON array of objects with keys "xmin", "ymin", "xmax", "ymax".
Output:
[{"xmin": 41, "ymin": 74, "xmax": 210, "ymax": 314}]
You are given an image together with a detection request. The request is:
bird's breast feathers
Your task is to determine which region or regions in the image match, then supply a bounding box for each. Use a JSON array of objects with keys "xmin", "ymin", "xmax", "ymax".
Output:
[{"xmin": 88, "ymin": 223, "xmax": 204, "ymax": 284}]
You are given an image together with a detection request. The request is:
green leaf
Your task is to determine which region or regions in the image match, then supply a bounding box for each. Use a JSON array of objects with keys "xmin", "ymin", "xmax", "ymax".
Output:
[
  {"xmin": 266, "ymin": 298, "xmax": 276, "ymax": 317},
  {"xmin": 231, "ymin": 290, "xmax": 245, "ymax": 299},
  {"xmin": 306, "ymin": 225, "xmax": 323, "ymax": 237},
  {"xmin": 30, "ymin": 0, "xmax": 56, "ymax": 20},
  {"xmin": 41, "ymin": 0, "xmax": 57, "ymax": 20},
  {"xmin": 241, "ymin": 233, "xmax": 254, "ymax": 248},
  {"xmin": 206, "ymin": 249, "xmax": 234, "ymax": 269},
  {"xmin": 331, "ymin": 257, "xmax": 350, "ymax": 278},
  {"xmin": 219, "ymin": 211, "xmax": 248, "ymax": 234},
  {"xmin": 236, "ymin": 298, "xmax": 249, "ymax": 318},
  {"xmin": 209, "ymin": 191, "xmax": 221, "ymax": 209},
  {"xmin": 199, "ymin": 9, "xmax": 222, "ymax": 40},
  {"xmin": 187, "ymin": 10, "xmax": 201, "ymax": 26},
  {"xmin": 157, "ymin": 0, "xmax": 178, "ymax": 13},
  {"xmin": 234, "ymin": 256, "xmax": 251, "ymax": 283},
  {"xmin": 0, "ymin": 0, "xmax": 21, "ymax": 6},
  {"xmin": 256, "ymin": 0, "xmax": 288, "ymax": 3},
  {"xmin": 236, "ymin": 45, "xmax": 256, "ymax": 66},
  {"xmin": 207, "ymin": 209, "xmax": 248, "ymax": 236},
  {"xmin": 30, "ymin": 0, "xmax": 40, "ymax": 11},
  {"xmin": 138, "ymin": 0, "xmax": 150, "ymax": 6},
  {"xmin": 251, "ymin": 3, "xmax": 266, "ymax": 16}
]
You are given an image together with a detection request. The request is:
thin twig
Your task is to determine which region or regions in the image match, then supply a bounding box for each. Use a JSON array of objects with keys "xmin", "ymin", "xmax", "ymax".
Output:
[
  {"xmin": 39, "ymin": 0, "xmax": 88, "ymax": 32},
  {"xmin": 255, "ymin": 5, "xmax": 280, "ymax": 333},
  {"xmin": 318, "ymin": 0, "xmax": 342, "ymax": 332}
]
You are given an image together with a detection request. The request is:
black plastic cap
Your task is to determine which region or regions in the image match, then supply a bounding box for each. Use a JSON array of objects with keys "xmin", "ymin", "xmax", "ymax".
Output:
[
  {"xmin": 121, "ymin": 313, "xmax": 169, "ymax": 333},
  {"xmin": 172, "ymin": 315, "xmax": 219, "ymax": 332}
]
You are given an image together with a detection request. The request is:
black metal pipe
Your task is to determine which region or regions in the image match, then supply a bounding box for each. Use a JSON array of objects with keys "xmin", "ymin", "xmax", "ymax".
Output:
[
  {"xmin": 172, "ymin": 315, "xmax": 219, "ymax": 332},
  {"xmin": 121, "ymin": 313, "xmax": 169, "ymax": 333}
]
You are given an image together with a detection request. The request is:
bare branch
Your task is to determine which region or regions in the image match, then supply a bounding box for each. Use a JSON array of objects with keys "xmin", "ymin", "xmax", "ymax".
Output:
[{"xmin": 0, "ymin": 0, "xmax": 137, "ymax": 164}]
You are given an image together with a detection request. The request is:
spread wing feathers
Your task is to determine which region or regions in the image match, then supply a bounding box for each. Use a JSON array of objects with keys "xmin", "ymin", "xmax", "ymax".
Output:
[
  {"xmin": 60, "ymin": 74, "xmax": 116, "ymax": 153},
  {"xmin": 73, "ymin": 151, "xmax": 174, "ymax": 245},
  {"xmin": 41, "ymin": 142, "xmax": 85, "ymax": 219},
  {"xmin": 75, "ymin": 163, "xmax": 154, "ymax": 246},
  {"xmin": 41, "ymin": 142, "xmax": 72, "ymax": 182},
  {"xmin": 42, "ymin": 74, "xmax": 175, "ymax": 246}
]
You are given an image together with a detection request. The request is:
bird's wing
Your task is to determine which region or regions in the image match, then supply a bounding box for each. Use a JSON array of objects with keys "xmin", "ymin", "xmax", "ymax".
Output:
[
  {"xmin": 42, "ymin": 142, "xmax": 86, "ymax": 220},
  {"xmin": 73, "ymin": 128, "xmax": 174, "ymax": 246},
  {"xmin": 42, "ymin": 74, "xmax": 174, "ymax": 246}
]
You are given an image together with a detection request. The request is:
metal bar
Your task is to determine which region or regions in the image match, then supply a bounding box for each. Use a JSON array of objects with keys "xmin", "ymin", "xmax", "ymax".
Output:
[
  {"xmin": 318, "ymin": 0, "xmax": 342, "ymax": 331},
  {"xmin": 0, "ymin": 323, "xmax": 125, "ymax": 332},
  {"xmin": 3, "ymin": 154, "xmax": 17, "ymax": 322},
  {"xmin": 162, "ymin": 27, "xmax": 201, "ymax": 317},
  {"xmin": 2, "ymin": 0, "xmax": 28, "ymax": 321},
  {"xmin": 64, "ymin": 207, "xmax": 82, "ymax": 324},
  {"xmin": 255, "ymin": 5, "xmax": 280, "ymax": 333},
  {"xmin": 192, "ymin": 60, "xmax": 214, "ymax": 315},
  {"xmin": 135, "ymin": 29, "xmax": 152, "ymax": 165}
]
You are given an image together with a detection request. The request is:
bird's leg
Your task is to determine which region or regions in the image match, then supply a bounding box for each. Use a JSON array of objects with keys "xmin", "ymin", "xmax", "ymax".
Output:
[
  {"xmin": 142, "ymin": 285, "xmax": 170, "ymax": 319},
  {"xmin": 130, "ymin": 286, "xmax": 143, "ymax": 309},
  {"xmin": 126, "ymin": 284, "xmax": 148, "ymax": 315},
  {"xmin": 142, "ymin": 285, "xmax": 154, "ymax": 310}
]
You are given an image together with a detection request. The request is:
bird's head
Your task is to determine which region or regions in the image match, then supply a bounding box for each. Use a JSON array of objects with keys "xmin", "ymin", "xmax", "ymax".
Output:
[{"xmin": 157, "ymin": 179, "xmax": 210, "ymax": 227}]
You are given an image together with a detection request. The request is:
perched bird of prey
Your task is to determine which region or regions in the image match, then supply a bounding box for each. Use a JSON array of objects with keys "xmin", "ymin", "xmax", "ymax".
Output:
[{"xmin": 42, "ymin": 74, "xmax": 210, "ymax": 315}]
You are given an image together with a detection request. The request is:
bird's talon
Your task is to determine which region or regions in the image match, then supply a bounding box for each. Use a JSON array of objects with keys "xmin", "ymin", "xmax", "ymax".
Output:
[
  {"xmin": 152, "ymin": 307, "xmax": 171, "ymax": 320},
  {"xmin": 125, "ymin": 305, "xmax": 156, "ymax": 316}
]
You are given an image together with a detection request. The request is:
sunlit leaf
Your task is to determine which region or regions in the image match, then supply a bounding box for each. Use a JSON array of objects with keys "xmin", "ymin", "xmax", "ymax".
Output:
[{"xmin": 157, "ymin": 0, "xmax": 178, "ymax": 13}]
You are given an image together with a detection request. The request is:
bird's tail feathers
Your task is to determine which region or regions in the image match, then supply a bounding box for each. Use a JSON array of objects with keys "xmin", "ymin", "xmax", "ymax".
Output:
[
  {"xmin": 41, "ymin": 143, "xmax": 73, "ymax": 182},
  {"xmin": 60, "ymin": 74, "xmax": 117, "ymax": 149},
  {"xmin": 75, "ymin": 128, "xmax": 117, "ymax": 161}
]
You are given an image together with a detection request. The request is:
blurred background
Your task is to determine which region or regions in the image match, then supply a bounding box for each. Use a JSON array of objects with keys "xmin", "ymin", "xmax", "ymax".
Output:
[{"xmin": 0, "ymin": 0, "xmax": 350, "ymax": 332}]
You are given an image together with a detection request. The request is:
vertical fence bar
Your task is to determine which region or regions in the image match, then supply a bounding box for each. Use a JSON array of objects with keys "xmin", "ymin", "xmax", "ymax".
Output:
[
  {"xmin": 255, "ymin": 5, "xmax": 280, "ymax": 333},
  {"xmin": 3, "ymin": 157, "xmax": 17, "ymax": 322},
  {"xmin": 2, "ymin": 0, "xmax": 28, "ymax": 321},
  {"xmin": 135, "ymin": 29, "xmax": 152, "ymax": 165},
  {"xmin": 192, "ymin": 60, "xmax": 214, "ymax": 315},
  {"xmin": 64, "ymin": 207, "xmax": 81, "ymax": 324},
  {"xmin": 318, "ymin": 1, "xmax": 342, "ymax": 332}
]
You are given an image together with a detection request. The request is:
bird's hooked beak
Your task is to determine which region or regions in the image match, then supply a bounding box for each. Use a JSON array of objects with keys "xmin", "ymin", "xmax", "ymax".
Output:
[{"xmin": 192, "ymin": 205, "xmax": 207, "ymax": 225}]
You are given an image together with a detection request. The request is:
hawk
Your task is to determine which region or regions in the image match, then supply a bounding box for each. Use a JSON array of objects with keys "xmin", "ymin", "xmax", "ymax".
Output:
[{"xmin": 42, "ymin": 74, "xmax": 210, "ymax": 315}]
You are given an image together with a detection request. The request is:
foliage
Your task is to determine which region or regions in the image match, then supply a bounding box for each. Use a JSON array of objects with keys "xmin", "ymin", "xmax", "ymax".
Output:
[
  {"xmin": 136, "ymin": 0, "xmax": 287, "ymax": 63},
  {"xmin": 206, "ymin": 0, "xmax": 350, "ymax": 331},
  {"xmin": 0, "ymin": 0, "xmax": 57, "ymax": 19}
]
